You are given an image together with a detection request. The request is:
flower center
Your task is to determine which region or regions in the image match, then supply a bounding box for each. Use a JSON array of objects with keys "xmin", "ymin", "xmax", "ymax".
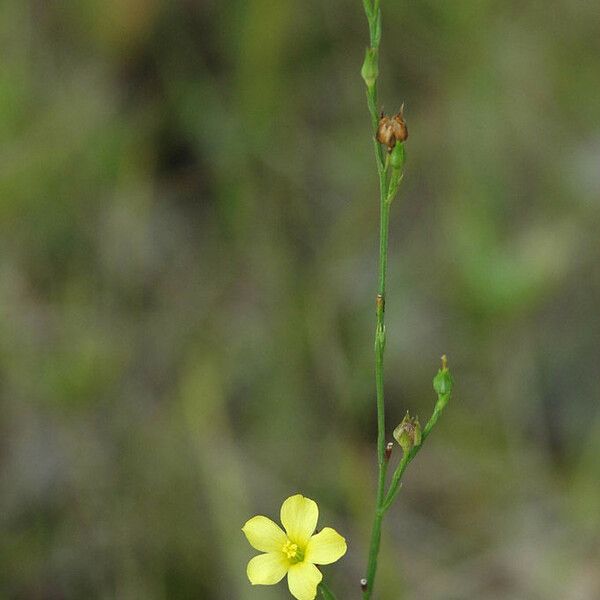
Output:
[{"xmin": 282, "ymin": 540, "xmax": 304, "ymax": 563}]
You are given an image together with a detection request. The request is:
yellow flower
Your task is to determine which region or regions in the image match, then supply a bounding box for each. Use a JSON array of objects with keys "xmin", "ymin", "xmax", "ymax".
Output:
[{"xmin": 242, "ymin": 494, "xmax": 347, "ymax": 600}]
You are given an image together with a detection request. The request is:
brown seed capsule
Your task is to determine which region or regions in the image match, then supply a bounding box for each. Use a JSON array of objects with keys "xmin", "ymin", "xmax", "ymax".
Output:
[
  {"xmin": 376, "ymin": 113, "xmax": 396, "ymax": 150},
  {"xmin": 392, "ymin": 104, "xmax": 408, "ymax": 143},
  {"xmin": 376, "ymin": 104, "xmax": 408, "ymax": 151}
]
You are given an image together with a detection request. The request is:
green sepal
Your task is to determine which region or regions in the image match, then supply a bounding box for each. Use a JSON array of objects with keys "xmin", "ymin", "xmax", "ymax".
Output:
[
  {"xmin": 390, "ymin": 142, "xmax": 405, "ymax": 171},
  {"xmin": 393, "ymin": 412, "xmax": 422, "ymax": 454}
]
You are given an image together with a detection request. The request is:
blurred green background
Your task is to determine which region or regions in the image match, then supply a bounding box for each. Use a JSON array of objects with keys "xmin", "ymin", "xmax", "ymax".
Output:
[{"xmin": 2, "ymin": 1, "xmax": 600, "ymax": 598}]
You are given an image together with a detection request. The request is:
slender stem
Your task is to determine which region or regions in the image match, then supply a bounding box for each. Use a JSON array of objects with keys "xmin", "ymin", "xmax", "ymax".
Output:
[
  {"xmin": 360, "ymin": 5, "xmax": 452, "ymax": 597},
  {"xmin": 363, "ymin": 192, "xmax": 390, "ymax": 600},
  {"xmin": 367, "ymin": 87, "xmax": 385, "ymax": 174},
  {"xmin": 381, "ymin": 450, "xmax": 411, "ymax": 512},
  {"xmin": 318, "ymin": 581, "xmax": 338, "ymax": 600},
  {"xmin": 361, "ymin": 1, "xmax": 391, "ymax": 597}
]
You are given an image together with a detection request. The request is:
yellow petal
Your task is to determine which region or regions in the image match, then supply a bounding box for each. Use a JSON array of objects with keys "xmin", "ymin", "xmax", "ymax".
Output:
[
  {"xmin": 280, "ymin": 494, "xmax": 318, "ymax": 546},
  {"xmin": 305, "ymin": 527, "xmax": 347, "ymax": 565},
  {"xmin": 287, "ymin": 562, "xmax": 323, "ymax": 600},
  {"xmin": 242, "ymin": 516, "xmax": 287, "ymax": 552},
  {"xmin": 246, "ymin": 553, "xmax": 289, "ymax": 585}
]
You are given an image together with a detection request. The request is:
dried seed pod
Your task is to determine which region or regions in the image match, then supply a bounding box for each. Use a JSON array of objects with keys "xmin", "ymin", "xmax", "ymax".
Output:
[
  {"xmin": 376, "ymin": 104, "xmax": 408, "ymax": 151},
  {"xmin": 391, "ymin": 104, "xmax": 408, "ymax": 143},
  {"xmin": 376, "ymin": 113, "xmax": 397, "ymax": 150}
]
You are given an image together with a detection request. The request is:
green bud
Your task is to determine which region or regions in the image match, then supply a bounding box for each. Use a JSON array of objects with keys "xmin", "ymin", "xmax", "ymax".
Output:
[
  {"xmin": 389, "ymin": 141, "xmax": 405, "ymax": 171},
  {"xmin": 393, "ymin": 412, "xmax": 422, "ymax": 454},
  {"xmin": 361, "ymin": 48, "xmax": 378, "ymax": 88},
  {"xmin": 433, "ymin": 354, "xmax": 453, "ymax": 396}
]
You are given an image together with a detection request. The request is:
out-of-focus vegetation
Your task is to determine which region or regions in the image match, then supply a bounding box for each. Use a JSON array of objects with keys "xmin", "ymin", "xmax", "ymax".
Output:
[{"xmin": 1, "ymin": 1, "xmax": 600, "ymax": 598}]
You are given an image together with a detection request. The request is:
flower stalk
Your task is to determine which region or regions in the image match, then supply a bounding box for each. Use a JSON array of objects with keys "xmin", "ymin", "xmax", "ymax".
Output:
[
  {"xmin": 240, "ymin": 5, "xmax": 452, "ymax": 598},
  {"xmin": 318, "ymin": 581, "xmax": 337, "ymax": 600},
  {"xmin": 360, "ymin": 2, "xmax": 452, "ymax": 598}
]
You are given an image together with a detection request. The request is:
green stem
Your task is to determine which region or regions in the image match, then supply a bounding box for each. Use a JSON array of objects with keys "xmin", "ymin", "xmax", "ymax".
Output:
[
  {"xmin": 360, "ymin": 4, "xmax": 452, "ymax": 597},
  {"xmin": 361, "ymin": 1, "xmax": 391, "ymax": 598},
  {"xmin": 363, "ymin": 194, "xmax": 390, "ymax": 600},
  {"xmin": 367, "ymin": 86, "xmax": 385, "ymax": 174},
  {"xmin": 318, "ymin": 581, "xmax": 338, "ymax": 600},
  {"xmin": 362, "ymin": 2, "xmax": 407, "ymax": 598}
]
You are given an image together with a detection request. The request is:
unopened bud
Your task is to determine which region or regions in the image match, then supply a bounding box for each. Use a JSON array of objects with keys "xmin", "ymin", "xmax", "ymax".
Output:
[
  {"xmin": 385, "ymin": 442, "xmax": 393, "ymax": 460},
  {"xmin": 433, "ymin": 354, "xmax": 453, "ymax": 397},
  {"xmin": 361, "ymin": 48, "xmax": 378, "ymax": 88},
  {"xmin": 360, "ymin": 578, "xmax": 368, "ymax": 592},
  {"xmin": 393, "ymin": 412, "xmax": 422, "ymax": 454}
]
